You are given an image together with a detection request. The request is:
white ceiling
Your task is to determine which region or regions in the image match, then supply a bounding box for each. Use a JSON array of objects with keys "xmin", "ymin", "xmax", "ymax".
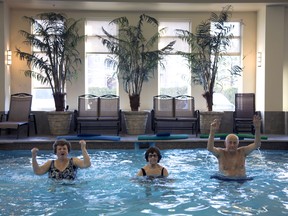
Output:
[{"xmin": 3, "ymin": 0, "xmax": 288, "ymax": 12}]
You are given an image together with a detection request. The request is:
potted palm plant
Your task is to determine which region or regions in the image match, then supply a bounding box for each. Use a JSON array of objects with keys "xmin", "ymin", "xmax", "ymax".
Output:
[
  {"xmin": 16, "ymin": 12, "xmax": 84, "ymax": 135},
  {"xmin": 176, "ymin": 5, "xmax": 242, "ymax": 133},
  {"xmin": 98, "ymin": 14, "xmax": 175, "ymax": 134}
]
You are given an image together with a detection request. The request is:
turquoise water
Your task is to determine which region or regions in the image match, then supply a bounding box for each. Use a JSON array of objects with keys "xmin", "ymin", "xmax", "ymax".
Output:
[{"xmin": 0, "ymin": 149, "xmax": 287, "ymax": 215}]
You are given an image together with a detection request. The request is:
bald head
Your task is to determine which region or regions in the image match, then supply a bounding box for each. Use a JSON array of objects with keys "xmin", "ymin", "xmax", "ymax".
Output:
[{"xmin": 225, "ymin": 134, "xmax": 239, "ymax": 149}]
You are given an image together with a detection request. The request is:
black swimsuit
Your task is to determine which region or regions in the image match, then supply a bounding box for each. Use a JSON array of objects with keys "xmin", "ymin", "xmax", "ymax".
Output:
[
  {"xmin": 141, "ymin": 167, "xmax": 165, "ymax": 177},
  {"xmin": 48, "ymin": 158, "xmax": 77, "ymax": 180}
]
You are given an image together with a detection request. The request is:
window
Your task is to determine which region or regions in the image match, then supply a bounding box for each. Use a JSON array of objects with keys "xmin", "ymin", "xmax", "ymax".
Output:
[
  {"xmin": 31, "ymin": 74, "xmax": 54, "ymax": 111},
  {"xmin": 159, "ymin": 20, "xmax": 242, "ymax": 111},
  {"xmin": 213, "ymin": 21, "xmax": 242, "ymax": 111},
  {"xmin": 85, "ymin": 20, "xmax": 118, "ymax": 96},
  {"xmin": 31, "ymin": 21, "xmax": 55, "ymax": 111},
  {"xmin": 158, "ymin": 21, "xmax": 191, "ymax": 96}
]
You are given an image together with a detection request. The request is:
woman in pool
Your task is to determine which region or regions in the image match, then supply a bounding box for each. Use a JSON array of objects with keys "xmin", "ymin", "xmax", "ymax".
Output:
[
  {"xmin": 207, "ymin": 115, "xmax": 261, "ymax": 180},
  {"xmin": 137, "ymin": 146, "xmax": 168, "ymax": 178},
  {"xmin": 31, "ymin": 139, "xmax": 91, "ymax": 180}
]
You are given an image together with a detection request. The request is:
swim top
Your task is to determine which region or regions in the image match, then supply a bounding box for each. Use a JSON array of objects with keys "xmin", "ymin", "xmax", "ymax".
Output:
[
  {"xmin": 141, "ymin": 167, "xmax": 165, "ymax": 177},
  {"xmin": 48, "ymin": 158, "xmax": 77, "ymax": 180}
]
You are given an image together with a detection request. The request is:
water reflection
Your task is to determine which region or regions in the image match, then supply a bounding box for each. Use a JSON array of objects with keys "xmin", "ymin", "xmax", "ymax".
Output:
[{"xmin": 0, "ymin": 149, "xmax": 287, "ymax": 215}]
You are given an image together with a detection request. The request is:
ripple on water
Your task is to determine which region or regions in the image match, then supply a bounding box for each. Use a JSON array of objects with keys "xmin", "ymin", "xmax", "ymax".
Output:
[{"xmin": 0, "ymin": 149, "xmax": 288, "ymax": 215}]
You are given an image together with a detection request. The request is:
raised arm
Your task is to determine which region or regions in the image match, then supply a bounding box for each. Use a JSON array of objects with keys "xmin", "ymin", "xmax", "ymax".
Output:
[
  {"xmin": 73, "ymin": 140, "xmax": 91, "ymax": 168},
  {"xmin": 31, "ymin": 148, "xmax": 51, "ymax": 175},
  {"xmin": 207, "ymin": 119, "xmax": 221, "ymax": 157},
  {"xmin": 243, "ymin": 115, "xmax": 262, "ymax": 155}
]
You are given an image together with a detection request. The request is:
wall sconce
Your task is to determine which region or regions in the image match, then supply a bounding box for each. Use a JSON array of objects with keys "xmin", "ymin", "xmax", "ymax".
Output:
[
  {"xmin": 7, "ymin": 50, "xmax": 12, "ymax": 65},
  {"xmin": 257, "ymin": 52, "xmax": 262, "ymax": 67}
]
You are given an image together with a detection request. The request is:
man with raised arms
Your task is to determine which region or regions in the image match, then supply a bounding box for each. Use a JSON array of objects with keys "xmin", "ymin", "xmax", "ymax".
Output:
[{"xmin": 207, "ymin": 115, "xmax": 261, "ymax": 179}]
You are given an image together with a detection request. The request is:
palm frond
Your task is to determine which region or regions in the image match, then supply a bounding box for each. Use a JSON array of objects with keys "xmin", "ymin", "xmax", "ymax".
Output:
[
  {"xmin": 16, "ymin": 12, "xmax": 84, "ymax": 110},
  {"xmin": 98, "ymin": 14, "xmax": 175, "ymax": 110},
  {"xmin": 110, "ymin": 16, "xmax": 129, "ymax": 27},
  {"xmin": 176, "ymin": 5, "xmax": 241, "ymax": 111}
]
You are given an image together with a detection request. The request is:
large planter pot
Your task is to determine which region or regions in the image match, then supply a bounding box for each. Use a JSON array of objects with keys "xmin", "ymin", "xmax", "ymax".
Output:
[
  {"xmin": 200, "ymin": 111, "xmax": 224, "ymax": 134},
  {"xmin": 47, "ymin": 111, "xmax": 72, "ymax": 135},
  {"xmin": 123, "ymin": 111, "xmax": 149, "ymax": 135}
]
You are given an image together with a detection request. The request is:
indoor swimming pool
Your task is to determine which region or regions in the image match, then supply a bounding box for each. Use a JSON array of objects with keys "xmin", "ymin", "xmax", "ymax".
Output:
[{"xmin": 0, "ymin": 149, "xmax": 287, "ymax": 215}]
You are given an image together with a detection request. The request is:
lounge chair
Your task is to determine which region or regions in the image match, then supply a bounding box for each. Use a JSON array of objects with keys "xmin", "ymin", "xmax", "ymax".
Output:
[
  {"xmin": 151, "ymin": 95, "xmax": 199, "ymax": 135},
  {"xmin": 0, "ymin": 93, "xmax": 33, "ymax": 138},
  {"xmin": 74, "ymin": 94, "xmax": 121, "ymax": 135},
  {"xmin": 233, "ymin": 93, "xmax": 260, "ymax": 134}
]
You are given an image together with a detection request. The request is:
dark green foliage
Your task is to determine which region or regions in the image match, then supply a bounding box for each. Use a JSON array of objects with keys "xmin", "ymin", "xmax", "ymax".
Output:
[
  {"xmin": 98, "ymin": 14, "xmax": 175, "ymax": 111},
  {"xmin": 176, "ymin": 5, "xmax": 242, "ymax": 111},
  {"xmin": 16, "ymin": 12, "xmax": 84, "ymax": 111}
]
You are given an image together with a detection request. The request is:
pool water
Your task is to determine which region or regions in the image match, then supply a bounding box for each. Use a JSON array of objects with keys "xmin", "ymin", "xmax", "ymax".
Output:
[{"xmin": 0, "ymin": 149, "xmax": 287, "ymax": 215}]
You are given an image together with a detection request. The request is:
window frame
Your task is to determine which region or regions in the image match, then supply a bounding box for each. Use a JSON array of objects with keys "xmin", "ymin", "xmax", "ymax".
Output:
[
  {"xmin": 158, "ymin": 20, "xmax": 192, "ymax": 97},
  {"xmin": 85, "ymin": 19, "xmax": 119, "ymax": 96}
]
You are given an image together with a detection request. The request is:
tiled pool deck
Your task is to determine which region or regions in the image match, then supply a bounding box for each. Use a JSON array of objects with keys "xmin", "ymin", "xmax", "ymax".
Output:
[{"xmin": 0, "ymin": 134, "xmax": 287, "ymax": 150}]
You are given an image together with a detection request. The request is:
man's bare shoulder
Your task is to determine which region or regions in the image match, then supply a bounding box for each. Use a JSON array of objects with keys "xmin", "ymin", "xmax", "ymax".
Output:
[
  {"xmin": 216, "ymin": 147, "xmax": 226, "ymax": 152},
  {"xmin": 212, "ymin": 147, "xmax": 226, "ymax": 157},
  {"xmin": 238, "ymin": 143, "xmax": 257, "ymax": 155}
]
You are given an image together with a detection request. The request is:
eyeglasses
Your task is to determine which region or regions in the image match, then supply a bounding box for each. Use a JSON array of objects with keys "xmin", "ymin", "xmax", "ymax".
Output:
[{"xmin": 148, "ymin": 154, "xmax": 158, "ymax": 158}]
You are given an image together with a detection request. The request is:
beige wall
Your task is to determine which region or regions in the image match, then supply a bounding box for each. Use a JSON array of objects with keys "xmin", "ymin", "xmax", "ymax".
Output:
[
  {"xmin": 256, "ymin": 6, "xmax": 266, "ymax": 112},
  {"xmin": 283, "ymin": 7, "xmax": 288, "ymax": 111},
  {"xmin": 255, "ymin": 6, "xmax": 288, "ymax": 112},
  {"xmin": 240, "ymin": 12, "xmax": 257, "ymax": 93},
  {"xmin": 0, "ymin": 2, "xmax": 10, "ymax": 111},
  {"xmin": 0, "ymin": 2, "xmax": 5, "ymax": 110},
  {"xmin": 265, "ymin": 6, "xmax": 285, "ymax": 112}
]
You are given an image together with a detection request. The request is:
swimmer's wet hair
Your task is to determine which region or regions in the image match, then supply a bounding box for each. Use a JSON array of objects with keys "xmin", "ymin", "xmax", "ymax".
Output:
[
  {"xmin": 145, "ymin": 146, "xmax": 162, "ymax": 162},
  {"xmin": 53, "ymin": 139, "xmax": 71, "ymax": 154}
]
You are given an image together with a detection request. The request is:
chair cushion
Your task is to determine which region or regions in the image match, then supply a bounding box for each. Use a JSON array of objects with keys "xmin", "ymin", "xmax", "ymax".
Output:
[
  {"xmin": 97, "ymin": 117, "xmax": 119, "ymax": 121},
  {"xmin": 77, "ymin": 117, "xmax": 98, "ymax": 121},
  {"xmin": 0, "ymin": 122, "xmax": 27, "ymax": 129}
]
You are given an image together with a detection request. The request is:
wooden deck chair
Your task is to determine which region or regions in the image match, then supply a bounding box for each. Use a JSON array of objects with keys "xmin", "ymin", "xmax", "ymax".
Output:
[
  {"xmin": 174, "ymin": 95, "xmax": 200, "ymax": 136},
  {"xmin": 151, "ymin": 95, "xmax": 175, "ymax": 133},
  {"xmin": 0, "ymin": 93, "xmax": 32, "ymax": 138},
  {"xmin": 74, "ymin": 94, "xmax": 99, "ymax": 134},
  {"xmin": 233, "ymin": 93, "xmax": 259, "ymax": 134},
  {"xmin": 98, "ymin": 94, "xmax": 121, "ymax": 135}
]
